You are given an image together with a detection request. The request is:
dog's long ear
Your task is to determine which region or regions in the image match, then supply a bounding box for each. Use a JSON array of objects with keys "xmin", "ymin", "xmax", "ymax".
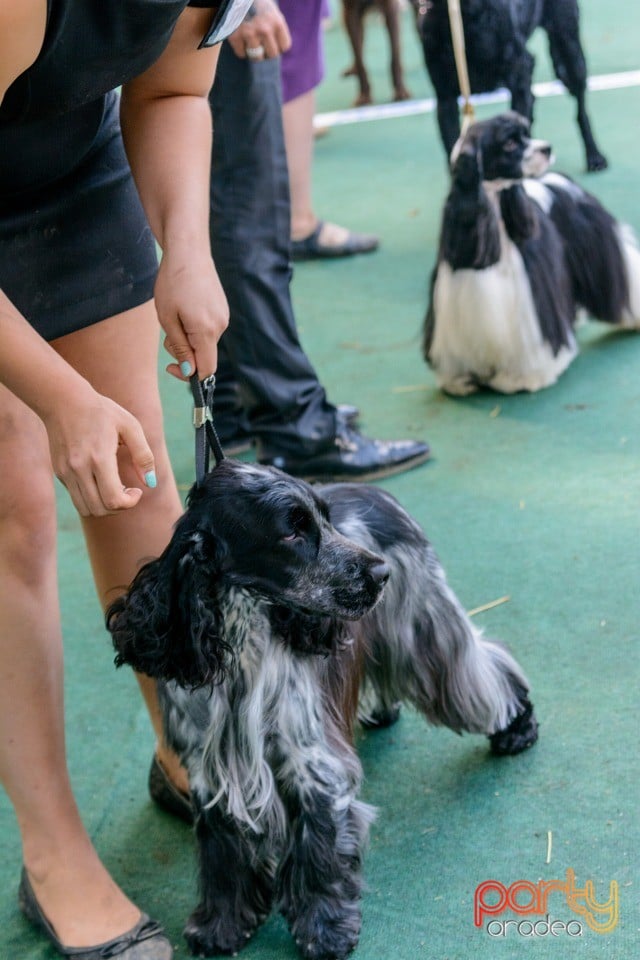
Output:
[
  {"xmin": 450, "ymin": 138, "xmax": 483, "ymax": 194},
  {"xmin": 499, "ymin": 184, "xmax": 537, "ymax": 243},
  {"xmin": 106, "ymin": 528, "xmax": 232, "ymax": 689},
  {"xmin": 442, "ymin": 139, "xmax": 501, "ymax": 270}
]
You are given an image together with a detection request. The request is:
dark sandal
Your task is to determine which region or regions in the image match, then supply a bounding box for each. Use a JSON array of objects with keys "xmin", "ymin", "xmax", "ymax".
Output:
[
  {"xmin": 148, "ymin": 754, "xmax": 193, "ymax": 825},
  {"xmin": 291, "ymin": 221, "xmax": 379, "ymax": 261},
  {"xmin": 18, "ymin": 867, "xmax": 172, "ymax": 959}
]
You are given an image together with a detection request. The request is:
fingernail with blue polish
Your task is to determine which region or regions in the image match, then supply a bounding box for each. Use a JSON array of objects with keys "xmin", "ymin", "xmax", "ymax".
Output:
[
  {"xmin": 145, "ymin": 471, "xmax": 157, "ymax": 489},
  {"xmin": 180, "ymin": 361, "xmax": 192, "ymax": 377}
]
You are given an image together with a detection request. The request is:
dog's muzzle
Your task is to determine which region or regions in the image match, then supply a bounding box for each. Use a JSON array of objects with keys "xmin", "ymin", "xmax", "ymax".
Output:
[{"xmin": 522, "ymin": 139, "xmax": 553, "ymax": 177}]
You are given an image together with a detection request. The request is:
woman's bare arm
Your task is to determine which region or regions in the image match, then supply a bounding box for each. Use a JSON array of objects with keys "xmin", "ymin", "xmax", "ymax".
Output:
[
  {"xmin": 0, "ymin": 1, "xmax": 157, "ymax": 515},
  {"xmin": 120, "ymin": 7, "xmax": 227, "ymax": 380},
  {"xmin": 0, "ymin": 0, "xmax": 47, "ymax": 106}
]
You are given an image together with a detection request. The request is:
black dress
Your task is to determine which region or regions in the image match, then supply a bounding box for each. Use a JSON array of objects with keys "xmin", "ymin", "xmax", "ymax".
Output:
[{"xmin": 0, "ymin": 0, "xmax": 245, "ymax": 340}]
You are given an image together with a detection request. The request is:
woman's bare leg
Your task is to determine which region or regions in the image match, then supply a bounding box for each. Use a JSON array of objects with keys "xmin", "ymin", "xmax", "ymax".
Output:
[
  {"xmin": 54, "ymin": 301, "xmax": 190, "ymax": 793},
  {"xmin": 282, "ymin": 88, "xmax": 352, "ymax": 247},
  {"xmin": 0, "ymin": 386, "xmax": 140, "ymax": 947}
]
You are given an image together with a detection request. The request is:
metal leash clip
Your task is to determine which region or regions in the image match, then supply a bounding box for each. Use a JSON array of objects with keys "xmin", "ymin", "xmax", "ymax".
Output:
[{"xmin": 189, "ymin": 373, "xmax": 225, "ymax": 485}]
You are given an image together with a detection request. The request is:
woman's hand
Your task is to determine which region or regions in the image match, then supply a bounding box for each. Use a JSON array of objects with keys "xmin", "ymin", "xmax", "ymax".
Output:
[
  {"xmin": 43, "ymin": 385, "xmax": 156, "ymax": 517},
  {"xmin": 154, "ymin": 249, "xmax": 229, "ymax": 381},
  {"xmin": 0, "ymin": 290, "xmax": 157, "ymax": 518},
  {"xmin": 227, "ymin": 0, "xmax": 292, "ymax": 60}
]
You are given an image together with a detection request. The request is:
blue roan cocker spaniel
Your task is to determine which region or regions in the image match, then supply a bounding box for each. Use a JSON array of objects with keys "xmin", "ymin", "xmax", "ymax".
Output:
[{"xmin": 108, "ymin": 458, "xmax": 538, "ymax": 959}]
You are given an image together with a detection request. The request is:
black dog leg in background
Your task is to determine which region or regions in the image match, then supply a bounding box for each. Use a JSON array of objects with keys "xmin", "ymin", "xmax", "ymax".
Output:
[
  {"xmin": 418, "ymin": 0, "xmax": 607, "ymax": 171},
  {"xmin": 545, "ymin": 13, "xmax": 608, "ymax": 171},
  {"xmin": 436, "ymin": 94, "xmax": 463, "ymax": 158},
  {"xmin": 506, "ymin": 46, "xmax": 536, "ymax": 122}
]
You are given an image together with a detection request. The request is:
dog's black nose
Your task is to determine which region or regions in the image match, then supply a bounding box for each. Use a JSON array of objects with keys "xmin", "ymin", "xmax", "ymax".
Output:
[
  {"xmin": 370, "ymin": 561, "xmax": 390, "ymax": 587},
  {"xmin": 541, "ymin": 144, "xmax": 552, "ymax": 157}
]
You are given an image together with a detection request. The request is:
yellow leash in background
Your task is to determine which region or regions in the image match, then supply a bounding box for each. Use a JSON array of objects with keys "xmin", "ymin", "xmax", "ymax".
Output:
[{"xmin": 446, "ymin": 0, "xmax": 476, "ymax": 134}]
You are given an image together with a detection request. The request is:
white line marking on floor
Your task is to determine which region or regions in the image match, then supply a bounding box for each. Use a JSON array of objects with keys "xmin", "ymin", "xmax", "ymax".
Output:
[{"xmin": 314, "ymin": 70, "xmax": 640, "ymax": 129}]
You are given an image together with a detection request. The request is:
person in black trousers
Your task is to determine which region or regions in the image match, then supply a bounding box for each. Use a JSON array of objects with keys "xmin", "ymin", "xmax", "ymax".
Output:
[{"xmin": 207, "ymin": 3, "xmax": 430, "ymax": 482}]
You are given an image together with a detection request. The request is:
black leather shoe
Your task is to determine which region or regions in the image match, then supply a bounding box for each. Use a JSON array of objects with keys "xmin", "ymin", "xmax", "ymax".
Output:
[
  {"xmin": 148, "ymin": 755, "xmax": 193, "ymax": 824},
  {"xmin": 259, "ymin": 426, "xmax": 431, "ymax": 482},
  {"xmin": 18, "ymin": 867, "xmax": 172, "ymax": 959},
  {"xmin": 336, "ymin": 403, "xmax": 360, "ymax": 428},
  {"xmin": 215, "ymin": 405, "xmax": 359, "ymax": 458}
]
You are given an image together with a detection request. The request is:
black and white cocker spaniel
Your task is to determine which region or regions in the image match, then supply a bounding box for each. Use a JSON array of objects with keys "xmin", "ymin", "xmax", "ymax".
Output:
[
  {"xmin": 424, "ymin": 112, "xmax": 640, "ymax": 395},
  {"xmin": 107, "ymin": 459, "xmax": 538, "ymax": 960}
]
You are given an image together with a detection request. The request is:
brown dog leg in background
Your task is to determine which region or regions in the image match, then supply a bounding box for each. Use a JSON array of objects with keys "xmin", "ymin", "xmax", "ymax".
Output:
[{"xmin": 342, "ymin": 0, "xmax": 411, "ymax": 106}]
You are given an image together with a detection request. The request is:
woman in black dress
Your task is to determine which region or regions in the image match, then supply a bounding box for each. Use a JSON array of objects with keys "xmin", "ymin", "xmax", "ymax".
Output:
[{"xmin": 0, "ymin": 1, "xmax": 251, "ymax": 957}]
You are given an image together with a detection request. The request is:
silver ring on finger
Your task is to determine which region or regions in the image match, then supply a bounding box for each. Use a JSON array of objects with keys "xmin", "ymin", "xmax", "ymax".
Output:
[{"xmin": 245, "ymin": 44, "xmax": 265, "ymax": 60}]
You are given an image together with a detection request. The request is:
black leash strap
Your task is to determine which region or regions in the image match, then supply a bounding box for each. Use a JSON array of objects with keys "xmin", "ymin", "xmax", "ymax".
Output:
[{"xmin": 189, "ymin": 374, "xmax": 225, "ymax": 485}]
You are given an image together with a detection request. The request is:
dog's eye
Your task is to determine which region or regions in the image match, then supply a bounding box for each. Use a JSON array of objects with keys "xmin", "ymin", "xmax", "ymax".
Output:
[
  {"xmin": 282, "ymin": 506, "xmax": 313, "ymax": 542},
  {"xmin": 503, "ymin": 138, "xmax": 519, "ymax": 152}
]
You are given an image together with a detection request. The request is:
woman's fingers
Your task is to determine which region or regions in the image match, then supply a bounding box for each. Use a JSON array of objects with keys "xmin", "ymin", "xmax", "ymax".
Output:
[
  {"xmin": 62, "ymin": 471, "xmax": 143, "ymax": 517},
  {"xmin": 60, "ymin": 474, "xmax": 92, "ymax": 518},
  {"xmin": 156, "ymin": 255, "xmax": 228, "ymax": 380},
  {"xmin": 47, "ymin": 393, "xmax": 155, "ymax": 517},
  {"xmin": 162, "ymin": 334, "xmax": 196, "ymax": 381},
  {"xmin": 116, "ymin": 411, "xmax": 157, "ymax": 490}
]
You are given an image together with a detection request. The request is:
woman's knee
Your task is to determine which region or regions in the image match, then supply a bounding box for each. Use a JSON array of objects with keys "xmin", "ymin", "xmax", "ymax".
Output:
[
  {"xmin": 0, "ymin": 407, "xmax": 58, "ymax": 585},
  {"xmin": 0, "ymin": 479, "xmax": 57, "ymax": 588}
]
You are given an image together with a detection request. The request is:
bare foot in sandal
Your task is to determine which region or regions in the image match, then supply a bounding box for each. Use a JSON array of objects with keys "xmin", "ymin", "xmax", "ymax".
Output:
[{"xmin": 291, "ymin": 220, "xmax": 379, "ymax": 261}]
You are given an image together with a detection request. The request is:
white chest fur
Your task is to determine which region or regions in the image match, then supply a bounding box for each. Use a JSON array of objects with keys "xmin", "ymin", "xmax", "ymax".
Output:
[{"xmin": 428, "ymin": 221, "xmax": 577, "ymax": 394}]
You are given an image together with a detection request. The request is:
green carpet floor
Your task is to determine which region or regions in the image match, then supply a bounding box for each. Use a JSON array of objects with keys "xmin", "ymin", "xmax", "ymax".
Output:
[{"xmin": 1, "ymin": 1, "xmax": 638, "ymax": 957}]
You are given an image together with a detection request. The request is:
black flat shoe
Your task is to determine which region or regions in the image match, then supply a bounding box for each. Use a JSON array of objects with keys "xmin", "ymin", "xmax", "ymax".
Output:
[
  {"xmin": 259, "ymin": 426, "xmax": 431, "ymax": 482},
  {"xmin": 18, "ymin": 868, "xmax": 172, "ymax": 959},
  {"xmin": 291, "ymin": 221, "xmax": 379, "ymax": 261},
  {"xmin": 148, "ymin": 754, "xmax": 193, "ymax": 825}
]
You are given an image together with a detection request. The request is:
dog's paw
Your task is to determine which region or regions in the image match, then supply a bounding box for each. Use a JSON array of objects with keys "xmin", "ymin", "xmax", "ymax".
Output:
[
  {"xmin": 489, "ymin": 697, "xmax": 539, "ymax": 756},
  {"xmin": 184, "ymin": 906, "xmax": 265, "ymax": 956},
  {"xmin": 358, "ymin": 701, "xmax": 401, "ymax": 730},
  {"xmin": 586, "ymin": 150, "xmax": 608, "ymax": 173},
  {"xmin": 287, "ymin": 898, "xmax": 361, "ymax": 960},
  {"xmin": 438, "ymin": 374, "xmax": 479, "ymax": 396}
]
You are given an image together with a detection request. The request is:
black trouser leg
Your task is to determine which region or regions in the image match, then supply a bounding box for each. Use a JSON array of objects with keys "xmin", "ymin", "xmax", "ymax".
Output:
[{"xmin": 209, "ymin": 45, "xmax": 337, "ymax": 458}]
